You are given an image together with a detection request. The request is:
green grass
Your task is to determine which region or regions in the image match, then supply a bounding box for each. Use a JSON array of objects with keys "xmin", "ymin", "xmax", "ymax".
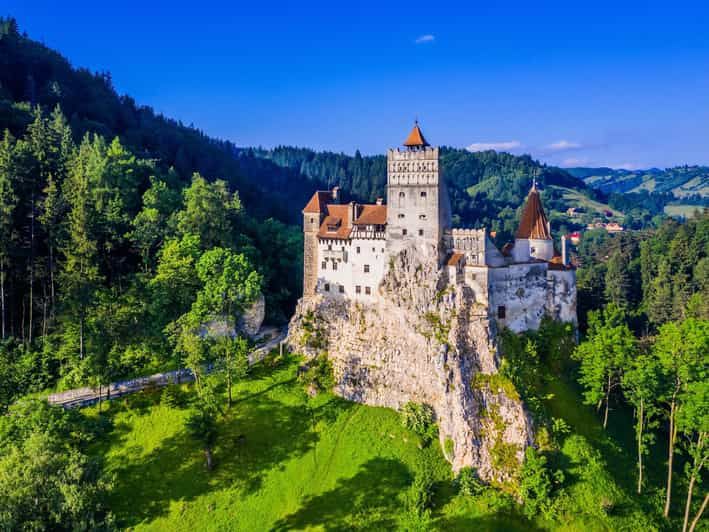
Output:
[
  {"xmin": 550, "ymin": 186, "xmax": 624, "ymax": 217},
  {"xmin": 664, "ymin": 204, "xmax": 706, "ymax": 219},
  {"xmin": 89, "ymin": 359, "xmax": 533, "ymax": 531},
  {"xmin": 87, "ymin": 357, "xmax": 682, "ymax": 531}
]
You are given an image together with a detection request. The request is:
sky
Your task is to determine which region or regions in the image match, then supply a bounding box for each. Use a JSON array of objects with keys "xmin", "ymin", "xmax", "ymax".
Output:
[{"xmin": 5, "ymin": 0, "xmax": 709, "ymax": 169}]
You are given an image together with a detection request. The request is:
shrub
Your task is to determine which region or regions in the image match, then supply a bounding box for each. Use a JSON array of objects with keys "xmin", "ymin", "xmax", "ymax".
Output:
[
  {"xmin": 444, "ymin": 437, "xmax": 455, "ymax": 460},
  {"xmin": 519, "ymin": 447, "xmax": 554, "ymax": 518},
  {"xmin": 298, "ymin": 354, "xmax": 334, "ymax": 394},
  {"xmin": 400, "ymin": 402, "xmax": 437, "ymax": 442},
  {"xmin": 456, "ymin": 467, "xmax": 484, "ymax": 497},
  {"xmin": 160, "ymin": 384, "xmax": 184, "ymax": 408}
]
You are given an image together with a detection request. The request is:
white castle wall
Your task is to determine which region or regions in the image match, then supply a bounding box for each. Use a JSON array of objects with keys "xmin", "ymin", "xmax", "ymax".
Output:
[
  {"xmin": 488, "ymin": 263, "xmax": 550, "ymax": 333},
  {"xmin": 316, "ymin": 236, "xmax": 386, "ymax": 303}
]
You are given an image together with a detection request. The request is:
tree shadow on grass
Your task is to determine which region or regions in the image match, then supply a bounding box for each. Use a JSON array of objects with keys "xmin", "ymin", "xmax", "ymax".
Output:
[
  {"xmin": 436, "ymin": 515, "xmax": 543, "ymax": 532},
  {"xmin": 107, "ymin": 391, "xmax": 325, "ymax": 528},
  {"xmin": 271, "ymin": 457, "xmax": 411, "ymax": 531}
]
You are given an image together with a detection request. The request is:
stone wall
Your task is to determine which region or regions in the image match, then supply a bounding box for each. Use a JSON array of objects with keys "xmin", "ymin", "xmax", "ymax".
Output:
[{"xmin": 287, "ymin": 243, "xmax": 533, "ymax": 482}]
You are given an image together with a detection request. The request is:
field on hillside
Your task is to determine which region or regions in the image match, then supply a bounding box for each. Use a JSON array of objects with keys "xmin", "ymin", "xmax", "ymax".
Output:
[
  {"xmin": 664, "ymin": 204, "xmax": 706, "ymax": 219},
  {"xmin": 87, "ymin": 357, "xmax": 676, "ymax": 531},
  {"xmin": 550, "ymin": 186, "xmax": 624, "ymax": 218}
]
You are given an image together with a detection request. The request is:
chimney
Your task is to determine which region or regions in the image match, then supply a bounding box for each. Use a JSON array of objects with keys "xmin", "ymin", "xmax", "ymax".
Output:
[
  {"xmin": 561, "ymin": 235, "xmax": 568, "ymax": 266},
  {"xmin": 348, "ymin": 201, "xmax": 356, "ymax": 223},
  {"xmin": 376, "ymin": 197, "xmax": 383, "ymax": 206},
  {"xmin": 332, "ymin": 186, "xmax": 340, "ymax": 202}
]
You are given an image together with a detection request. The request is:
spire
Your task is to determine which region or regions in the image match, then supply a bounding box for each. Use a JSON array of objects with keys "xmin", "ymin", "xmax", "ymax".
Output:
[
  {"xmin": 516, "ymin": 182, "xmax": 552, "ymax": 240},
  {"xmin": 403, "ymin": 120, "xmax": 430, "ymax": 148}
]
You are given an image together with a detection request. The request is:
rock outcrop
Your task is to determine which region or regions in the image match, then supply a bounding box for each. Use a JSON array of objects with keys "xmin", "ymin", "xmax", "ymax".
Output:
[{"xmin": 287, "ymin": 244, "xmax": 533, "ymax": 483}]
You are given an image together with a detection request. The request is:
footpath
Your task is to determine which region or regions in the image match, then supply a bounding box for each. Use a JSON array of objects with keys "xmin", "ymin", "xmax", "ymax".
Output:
[{"xmin": 47, "ymin": 326, "xmax": 287, "ymax": 409}]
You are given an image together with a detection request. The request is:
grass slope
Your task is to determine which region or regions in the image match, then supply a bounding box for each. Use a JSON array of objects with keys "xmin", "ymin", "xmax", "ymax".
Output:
[
  {"xmin": 89, "ymin": 360, "xmax": 531, "ymax": 531},
  {"xmin": 88, "ymin": 357, "xmax": 679, "ymax": 531}
]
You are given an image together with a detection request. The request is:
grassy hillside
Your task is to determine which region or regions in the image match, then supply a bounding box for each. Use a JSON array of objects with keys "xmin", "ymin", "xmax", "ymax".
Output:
[
  {"xmin": 570, "ymin": 166, "xmax": 709, "ymax": 199},
  {"xmin": 86, "ymin": 355, "xmax": 670, "ymax": 531}
]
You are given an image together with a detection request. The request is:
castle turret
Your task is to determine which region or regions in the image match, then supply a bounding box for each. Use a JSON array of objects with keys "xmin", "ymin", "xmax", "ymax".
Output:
[
  {"xmin": 302, "ymin": 188, "xmax": 338, "ymax": 295},
  {"xmin": 386, "ymin": 121, "xmax": 451, "ymax": 258},
  {"xmin": 513, "ymin": 181, "xmax": 554, "ymax": 262}
]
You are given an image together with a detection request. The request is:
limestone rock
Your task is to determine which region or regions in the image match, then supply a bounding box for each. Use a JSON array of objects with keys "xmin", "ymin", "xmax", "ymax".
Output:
[
  {"xmin": 287, "ymin": 244, "xmax": 533, "ymax": 483},
  {"xmin": 237, "ymin": 293, "xmax": 266, "ymax": 338}
]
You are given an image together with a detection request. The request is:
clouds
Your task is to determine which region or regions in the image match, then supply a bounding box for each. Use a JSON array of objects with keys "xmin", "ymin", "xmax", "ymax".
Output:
[
  {"xmin": 467, "ymin": 140, "xmax": 522, "ymax": 152},
  {"xmin": 415, "ymin": 34, "xmax": 435, "ymax": 44},
  {"xmin": 545, "ymin": 140, "xmax": 582, "ymax": 152}
]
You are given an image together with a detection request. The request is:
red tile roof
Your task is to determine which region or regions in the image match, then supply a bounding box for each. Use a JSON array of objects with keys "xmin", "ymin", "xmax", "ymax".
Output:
[
  {"xmin": 403, "ymin": 121, "xmax": 429, "ymax": 147},
  {"xmin": 317, "ymin": 204, "xmax": 352, "ymax": 239},
  {"xmin": 516, "ymin": 185, "xmax": 552, "ymax": 240},
  {"xmin": 354, "ymin": 204, "xmax": 387, "ymax": 225},
  {"xmin": 303, "ymin": 191, "xmax": 333, "ymax": 214}
]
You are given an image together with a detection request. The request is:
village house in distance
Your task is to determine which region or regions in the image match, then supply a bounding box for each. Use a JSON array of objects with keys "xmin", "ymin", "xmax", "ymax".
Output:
[{"xmin": 301, "ymin": 122, "xmax": 577, "ymax": 332}]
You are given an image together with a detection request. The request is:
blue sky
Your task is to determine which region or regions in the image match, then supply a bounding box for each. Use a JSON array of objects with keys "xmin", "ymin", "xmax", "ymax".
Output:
[{"xmin": 6, "ymin": 0, "xmax": 709, "ymax": 168}]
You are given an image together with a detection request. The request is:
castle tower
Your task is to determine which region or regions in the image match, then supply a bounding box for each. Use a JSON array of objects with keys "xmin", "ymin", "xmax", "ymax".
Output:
[
  {"xmin": 386, "ymin": 121, "xmax": 451, "ymax": 257},
  {"xmin": 513, "ymin": 181, "xmax": 554, "ymax": 262},
  {"xmin": 302, "ymin": 188, "xmax": 338, "ymax": 295}
]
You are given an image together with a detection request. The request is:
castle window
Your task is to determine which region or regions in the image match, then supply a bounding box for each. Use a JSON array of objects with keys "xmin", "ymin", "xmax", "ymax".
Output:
[
  {"xmin": 356, "ymin": 285, "xmax": 361, "ymax": 294},
  {"xmin": 328, "ymin": 244, "xmax": 332, "ymax": 251},
  {"xmin": 325, "ymin": 283, "xmax": 330, "ymax": 292},
  {"xmin": 419, "ymin": 229, "xmax": 424, "ymax": 236},
  {"xmin": 419, "ymin": 214, "xmax": 426, "ymax": 220},
  {"xmin": 403, "ymin": 229, "xmax": 408, "ymax": 236},
  {"xmin": 372, "ymin": 247, "xmax": 375, "ymax": 252},
  {"xmin": 356, "ymin": 246, "xmax": 360, "ymax": 254},
  {"xmin": 321, "ymin": 262, "xmax": 326, "ymax": 270},
  {"xmin": 398, "ymin": 213, "xmax": 405, "ymax": 219},
  {"xmin": 339, "ymin": 285, "xmax": 344, "ymax": 294},
  {"xmin": 420, "ymin": 191, "xmax": 427, "ymax": 198},
  {"xmin": 497, "ymin": 306, "xmax": 506, "ymax": 319},
  {"xmin": 310, "ymin": 217, "xmax": 314, "ymax": 223},
  {"xmin": 333, "ymin": 262, "xmax": 338, "ymax": 271},
  {"xmin": 365, "ymin": 286, "xmax": 371, "ymax": 295},
  {"xmin": 364, "ymin": 264, "xmax": 370, "ymax": 273}
]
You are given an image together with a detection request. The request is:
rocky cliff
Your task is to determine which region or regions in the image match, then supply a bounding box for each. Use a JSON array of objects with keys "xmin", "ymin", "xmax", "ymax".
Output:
[{"xmin": 287, "ymin": 244, "xmax": 534, "ymax": 483}]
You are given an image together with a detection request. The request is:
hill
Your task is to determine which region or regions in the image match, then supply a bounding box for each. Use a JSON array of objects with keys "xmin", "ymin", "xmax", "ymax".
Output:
[{"xmin": 568, "ymin": 166, "xmax": 709, "ymax": 199}]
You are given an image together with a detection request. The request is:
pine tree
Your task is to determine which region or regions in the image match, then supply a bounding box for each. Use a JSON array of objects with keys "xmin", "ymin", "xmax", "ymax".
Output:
[{"xmin": 0, "ymin": 131, "xmax": 18, "ymax": 339}]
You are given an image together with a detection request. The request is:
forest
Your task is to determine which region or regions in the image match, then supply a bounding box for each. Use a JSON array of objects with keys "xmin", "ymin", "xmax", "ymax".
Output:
[{"xmin": 0, "ymin": 15, "xmax": 707, "ymax": 532}]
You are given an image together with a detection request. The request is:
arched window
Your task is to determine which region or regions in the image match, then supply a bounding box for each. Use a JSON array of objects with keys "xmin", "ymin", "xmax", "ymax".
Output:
[{"xmin": 398, "ymin": 191, "xmax": 405, "ymax": 207}]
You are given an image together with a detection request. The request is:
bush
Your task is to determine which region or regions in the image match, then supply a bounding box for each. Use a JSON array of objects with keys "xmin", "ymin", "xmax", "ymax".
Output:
[
  {"xmin": 400, "ymin": 402, "xmax": 437, "ymax": 443},
  {"xmin": 298, "ymin": 354, "xmax": 334, "ymax": 394},
  {"xmin": 519, "ymin": 447, "xmax": 555, "ymax": 518},
  {"xmin": 160, "ymin": 384, "xmax": 185, "ymax": 408},
  {"xmin": 456, "ymin": 467, "xmax": 484, "ymax": 497}
]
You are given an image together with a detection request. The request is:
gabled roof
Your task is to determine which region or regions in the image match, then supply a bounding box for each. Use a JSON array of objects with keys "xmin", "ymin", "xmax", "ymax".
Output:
[
  {"xmin": 354, "ymin": 204, "xmax": 387, "ymax": 225},
  {"xmin": 318, "ymin": 204, "xmax": 352, "ymax": 239},
  {"xmin": 516, "ymin": 184, "xmax": 552, "ymax": 240},
  {"xmin": 303, "ymin": 191, "xmax": 333, "ymax": 214},
  {"xmin": 403, "ymin": 121, "xmax": 429, "ymax": 147}
]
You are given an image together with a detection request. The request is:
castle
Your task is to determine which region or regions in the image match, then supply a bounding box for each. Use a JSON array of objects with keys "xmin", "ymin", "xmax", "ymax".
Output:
[{"xmin": 302, "ymin": 122, "xmax": 576, "ymax": 333}]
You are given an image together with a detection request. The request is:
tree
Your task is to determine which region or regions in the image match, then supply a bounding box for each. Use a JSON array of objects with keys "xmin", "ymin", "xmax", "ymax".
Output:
[
  {"xmin": 573, "ymin": 304, "xmax": 636, "ymax": 429},
  {"xmin": 678, "ymin": 380, "xmax": 708, "ymax": 532},
  {"xmin": 175, "ymin": 174, "xmax": 242, "ymax": 249},
  {"xmin": 60, "ymin": 135, "xmax": 102, "ymax": 364},
  {"xmin": 0, "ymin": 400, "xmax": 113, "ymax": 530},
  {"xmin": 211, "ymin": 335, "xmax": 249, "ymax": 407},
  {"xmin": 193, "ymin": 247, "xmax": 262, "ymax": 324},
  {"xmin": 185, "ymin": 377, "xmax": 221, "ymax": 471},
  {"xmin": 0, "ymin": 130, "xmax": 17, "ymax": 339},
  {"xmin": 622, "ymin": 350, "xmax": 662, "ymax": 493},
  {"xmin": 654, "ymin": 318, "xmax": 708, "ymax": 517}
]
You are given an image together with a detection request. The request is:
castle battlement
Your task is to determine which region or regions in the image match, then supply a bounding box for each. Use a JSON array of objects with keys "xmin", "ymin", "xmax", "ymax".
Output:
[{"xmin": 300, "ymin": 121, "xmax": 577, "ymax": 332}]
